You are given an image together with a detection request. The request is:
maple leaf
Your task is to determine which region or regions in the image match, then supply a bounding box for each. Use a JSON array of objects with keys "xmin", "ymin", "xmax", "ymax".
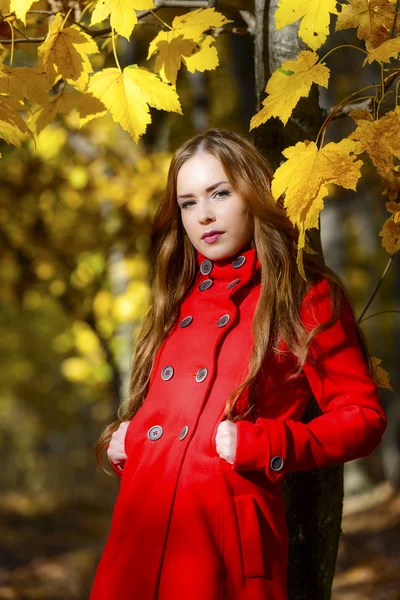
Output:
[
  {"xmin": 38, "ymin": 13, "xmax": 99, "ymax": 92},
  {"xmin": 0, "ymin": 94, "xmax": 32, "ymax": 146},
  {"xmin": 76, "ymin": 92, "xmax": 107, "ymax": 126},
  {"xmin": 28, "ymin": 92, "xmax": 79, "ymax": 136},
  {"xmin": 9, "ymin": 0, "xmax": 35, "ymax": 25},
  {"xmin": 349, "ymin": 107, "xmax": 400, "ymax": 197},
  {"xmin": 147, "ymin": 8, "xmax": 231, "ymax": 85},
  {"xmin": 87, "ymin": 65, "xmax": 182, "ymax": 142},
  {"xmin": 275, "ymin": 0, "xmax": 338, "ymax": 51},
  {"xmin": 363, "ymin": 34, "xmax": 400, "ymax": 64},
  {"xmin": 379, "ymin": 201, "xmax": 400, "ymax": 254},
  {"xmin": 371, "ymin": 356, "xmax": 393, "ymax": 390},
  {"xmin": 90, "ymin": 0, "xmax": 156, "ymax": 41},
  {"xmin": 0, "ymin": 66, "xmax": 50, "ymax": 104},
  {"xmin": 250, "ymin": 50, "xmax": 329, "ymax": 128},
  {"xmin": 335, "ymin": 0, "xmax": 396, "ymax": 51},
  {"xmin": 0, "ymin": 0, "xmax": 10, "ymax": 14},
  {"xmin": 271, "ymin": 139, "xmax": 362, "ymax": 278}
]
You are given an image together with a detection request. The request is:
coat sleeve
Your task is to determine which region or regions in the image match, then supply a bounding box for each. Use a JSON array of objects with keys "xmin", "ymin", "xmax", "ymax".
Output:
[
  {"xmin": 231, "ymin": 277, "xmax": 388, "ymax": 484},
  {"xmin": 105, "ymin": 443, "xmax": 125, "ymax": 476}
]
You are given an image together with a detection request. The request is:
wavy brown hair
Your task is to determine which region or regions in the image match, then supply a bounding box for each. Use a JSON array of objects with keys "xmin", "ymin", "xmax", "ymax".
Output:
[{"xmin": 95, "ymin": 128, "xmax": 374, "ymax": 474}]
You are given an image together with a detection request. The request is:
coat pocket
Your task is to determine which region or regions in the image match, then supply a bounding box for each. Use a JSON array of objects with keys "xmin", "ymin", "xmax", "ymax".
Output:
[{"xmin": 233, "ymin": 494, "xmax": 265, "ymax": 578}]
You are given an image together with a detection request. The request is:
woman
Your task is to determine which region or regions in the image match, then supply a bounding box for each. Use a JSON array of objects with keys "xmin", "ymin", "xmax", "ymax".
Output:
[{"xmin": 89, "ymin": 128, "xmax": 387, "ymax": 600}]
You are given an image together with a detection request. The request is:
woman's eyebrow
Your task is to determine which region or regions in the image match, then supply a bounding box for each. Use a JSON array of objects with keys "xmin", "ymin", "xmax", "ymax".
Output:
[{"xmin": 177, "ymin": 180, "xmax": 230, "ymax": 200}]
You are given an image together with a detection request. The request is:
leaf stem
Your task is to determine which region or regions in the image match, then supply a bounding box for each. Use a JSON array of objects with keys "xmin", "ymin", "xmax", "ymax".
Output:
[
  {"xmin": 357, "ymin": 255, "xmax": 394, "ymax": 324},
  {"xmin": 111, "ymin": 27, "xmax": 122, "ymax": 71},
  {"xmin": 319, "ymin": 44, "xmax": 368, "ymax": 64},
  {"xmin": 149, "ymin": 9, "xmax": 173, "ymax": 30},
  {"xmin": 7, "ymin": 20, "xmax": 14, "ymax": 68},
  {"xmin": 359, "ymin": 310, "xmax": 400, "ymax": 324}
]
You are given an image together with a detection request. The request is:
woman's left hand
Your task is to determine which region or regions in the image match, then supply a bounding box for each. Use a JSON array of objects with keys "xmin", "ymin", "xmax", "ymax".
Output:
[{"xmin": 215, "ymin": 420, "xmax": 237, "ymax": 465}]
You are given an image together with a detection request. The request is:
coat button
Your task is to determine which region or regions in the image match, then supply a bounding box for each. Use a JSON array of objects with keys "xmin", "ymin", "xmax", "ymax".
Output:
[
  {"xmin": 199, "ymin": 279, "xmax": 213, "ymax": 291},
  {"xmin": 227, "ymin": 278, "xmax": 240, "ymax": 289},
  {"xmin": 161, "ymin": 366, "xmax": 174, "ymax": 380},
  {"xmin": 180, "ymin": 316, "xmax": 193, "ymax": 328},
  {"xmin": 148, "ymin": 425, "xmax": 163, "ymax": 440},
  {"xmin": 232, "ymin": 255, "xmax": 246, "ymax": 268},
  {"xmin": 196, "ymin": 367, "xmax": 208, "ymax": 382},
  {"xmin": 179, "ymin": 425, "xmax": 189, "ymax": 440},
  {"xmin": 270, "ymin": 456, "xmax": 284, "ymax": 471},
  {"xmin": 217, "ymin": 314, "xmax": 230, "ymax": 327},
  {"xmin": 200, "ymin": 259, "xmax": 213, "ymax": 275}
]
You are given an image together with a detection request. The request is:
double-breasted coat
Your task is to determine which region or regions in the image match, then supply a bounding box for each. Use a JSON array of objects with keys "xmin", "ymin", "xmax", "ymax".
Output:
[{"xmin": 89, "ymin": 243, "xmax": 387, "ymax": 600}]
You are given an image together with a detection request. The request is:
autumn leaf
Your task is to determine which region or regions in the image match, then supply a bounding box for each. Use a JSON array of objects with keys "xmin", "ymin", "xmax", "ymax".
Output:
[
  {"xmin": 371, "ymin": 356, "xmax": 393, "ymax": 390},
  {"xmin": 147, "ymin": 8, "xmax": 231, "ymax": 85},
  {"xmin": 87, "ymin": 65, "xmax": 182, "ymax": 142},
  {"xmin": 0, "ymin": 94, "xmax": 32, "ymax": 146},
  {"xmin": 271, "ymin": 139, "xmax": 363, "ymax": 278},
  {"xmin": 28, "ymin": 92, "xmax": 79, "ymax": 136},
  {"xmin": 38, "ymin": 12, "xmax": 99, "ymax": 92},
  {"xmin": 0, "ymin": 66, "xmax": 50, "ymax": 104},
  {"xmin": 90, "ymin": 0, "xmax": 155, "ymax": 41},
  {"xmin": 335, "ymin": 0, "xmax": 395, "ymax": 51},
  {"xmin": 379, "ymin": 201, "xmax": 400, "ymax": 254},
  {"xmin": 250, "ymin": 50, "xmax": 329, "ymax": 128},
  {"xmin": 363, "ymin": 34, "xmax": 400, "ymax": 64},
  {"xmin": 275, "ymin": 0, "xmax": 338, "ymax": 51},
  {"xmin": 9, "ymin": 0, "xmax": 35, "ymax": 25},
  {"xmin": 349, "ymin": 107, "xmax": 400, "ymax": 198},
  {"xmin": 76, "ymin": 92, "xmax": 107, "ymax": 127}
]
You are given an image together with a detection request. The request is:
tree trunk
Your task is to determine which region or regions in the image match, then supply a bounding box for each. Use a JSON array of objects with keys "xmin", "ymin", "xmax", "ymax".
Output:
[{"xmin": 252, "ymin": 1, "xmax": 344, "ymax": 597}]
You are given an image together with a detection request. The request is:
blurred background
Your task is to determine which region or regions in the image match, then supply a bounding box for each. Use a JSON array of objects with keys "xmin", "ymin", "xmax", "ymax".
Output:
[{"xmin": 0, "ymin": 3, "xmax": 399, "ymax": 599}]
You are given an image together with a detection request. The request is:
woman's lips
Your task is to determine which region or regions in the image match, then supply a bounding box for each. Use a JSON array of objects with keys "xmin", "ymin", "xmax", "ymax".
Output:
[{"xmin": 203, "ymin": 233, "xmax": 223, "ymax": 244}]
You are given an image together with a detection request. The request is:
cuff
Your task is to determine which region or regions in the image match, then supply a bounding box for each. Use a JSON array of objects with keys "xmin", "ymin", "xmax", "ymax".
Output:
[
  {"xmin": 231, "ymin": 418, "xmax": 287, "ymax": 483},
  {"xmin": 106, "ymin": 444, "xmax": 125, "ymax": 476}
]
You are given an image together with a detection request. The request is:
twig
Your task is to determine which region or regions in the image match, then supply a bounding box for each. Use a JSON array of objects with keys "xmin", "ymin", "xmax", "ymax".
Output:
[{"xmin": 357, "ymin": 255, "xmax": 394, "ymax": 324}]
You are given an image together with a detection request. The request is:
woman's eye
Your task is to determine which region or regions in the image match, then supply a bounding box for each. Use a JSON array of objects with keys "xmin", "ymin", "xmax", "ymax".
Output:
[
  {"xmin": 215, "ymin": 190, "xmax": 230, "ymax": 198},
  {"xmin": 181, "ymin": 200, "xmax": 195, "ymax": 210}
]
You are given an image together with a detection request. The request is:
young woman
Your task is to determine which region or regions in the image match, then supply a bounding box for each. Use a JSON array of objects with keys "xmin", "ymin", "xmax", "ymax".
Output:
[{"xmin": 89, "ymin": 128, "xmax": 387, "ymax": 600}]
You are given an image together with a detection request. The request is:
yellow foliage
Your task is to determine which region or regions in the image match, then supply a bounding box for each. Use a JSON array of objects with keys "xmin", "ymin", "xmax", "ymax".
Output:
[
  {"xmin": 90, "ymin": 0, "xmax": 156, "ymax": 41},
  {"xmin": 93, "ymin": 290, "xmax": 114, "ymax": 318},
  {"xmin": 9, "ymin": 0, "xmax": 35, "ymax": 25},
  {"xmin": 0, "ymin": 66, "xmax": 50, "ymax": 104},
  {"xmin": 38, "ymin": 12, "xmax": 99, "ymax": 92},
  {"xmin": 271, "ymin": 139, "xmax": 363, "ymax": 278},
  {"xmin": 28, "ymin": 125, "xmax": 67, "ymax": 160},
  {"xmin": 72, "ymin": 322, "xmax": 101, "ymax": 355},
  {"xmin": 364, "ymin": 34, "xmax": 400, "ymax": 64},
  {"xmin": 147, "ymin": 8, "xmax": 231, "ymax": 84},
  {"xmin": 379, "ymin": 201, "xmax": 400, "ymax": 254},
  {"xmin": 335, "ymin": 0, "xmax": 395, "ymax": 51},
  {"xmin": 250, "ymin": 51, "xmax": 330, "ymax": 127},
  {"xmin": 371, "ymin": 356, "xmax": 393, "ymax": 390},
  {"xmin": 0, "ymin": 95, "xmax": 31, "ymax": 147},
  {"xmin": 61, "ymin": 357, "xmax": 91, "ymax": 382},
  {"xmin": 87, "ymin": 65, "xmax": 182, "ymax": 142},
  {"xmin": 275, "ymin": 0, "xmax": 338, "ymax": 51}
]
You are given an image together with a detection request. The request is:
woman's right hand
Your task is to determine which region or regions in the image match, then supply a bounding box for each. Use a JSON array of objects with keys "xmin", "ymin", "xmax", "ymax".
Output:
[{"xmin": 107, "ymin": 421, "xmax": 130, "ymax": 469}]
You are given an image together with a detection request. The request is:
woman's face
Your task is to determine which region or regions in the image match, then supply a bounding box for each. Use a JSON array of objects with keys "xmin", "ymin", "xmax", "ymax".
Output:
[{"xmin": 176, "ymin": 151, "xmax": 254, "ymax": 260}]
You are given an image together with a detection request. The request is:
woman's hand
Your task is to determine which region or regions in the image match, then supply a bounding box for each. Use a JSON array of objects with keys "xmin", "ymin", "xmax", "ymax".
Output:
[
  {"xmin": 107, "ymin": 421, "xmax": 130, "ymax": 467},
  {"xmin": 215, "ymin": 420, "xmax": 237, "ymax": 465}
]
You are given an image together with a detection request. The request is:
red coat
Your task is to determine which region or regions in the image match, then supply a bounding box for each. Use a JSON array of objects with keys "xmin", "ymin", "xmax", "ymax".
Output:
[{"xmin": 89, "ymin": 244, "xmax": 387, "ymax": 600}]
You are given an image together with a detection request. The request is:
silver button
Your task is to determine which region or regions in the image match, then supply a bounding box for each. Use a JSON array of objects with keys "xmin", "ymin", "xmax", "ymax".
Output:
[
  {"xmin": 217, "ymin": 314, "xmax": 230, "ymax": 327},
  {"xmin": 232, "ymin": 255, "xmax": 246, "ymax": 268},
  {"xmin": 161, "ymin": 366, "xmax": 174, "ymax": 380},
  {"xmin": 199, "ymin": 279, "xmax": 213, "ymax": 291},
  {"xmin": 227, "ymin": 278, "xmax": 240, "ymax": 289},
  {"xmin": 180, "ymin": 316, "xmax": 193, "ymax": 328},
  {"xmin": 148, "ymin": 425, "xmax": 163, "ymax": 440},
  {"xmin": 200, "ymin": 259, "xmax": 213, "ymax": 275},
  {"xmin": 270, "ymin": 456, "xmax": 284, "ymax": 471},
  {"xmin": 196, "ymin": 367, "xmax": 208, "ymax": 382},
  {"xmin": 179, "ymin": 425, "xmax": 189, "ymax": 440}
]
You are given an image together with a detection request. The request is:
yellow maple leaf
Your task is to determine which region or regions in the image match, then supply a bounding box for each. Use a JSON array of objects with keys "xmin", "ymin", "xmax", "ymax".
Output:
[
  {"xmin": 38, "ymin": 12, "xmax": 99, "ymax": 92},
  {"xmin": 349, "ymin": 107, "xmax": 400, "ymax": 187},
  {"xmin": 90, "ymin": 0, "xmax": 156, "ymax": 41},
  {"xmin": 275, "ymin": 0, "xmax": 338, "ymax": 51},
  {"xmin": 271, "ymin": 139, "xmax": 362, "ymax": 278},
  {"xmin": 28, "ymin": 91, "xmax": 78, "ymax": 136},
  {"xmin": 379, "ymin": 201, "xmax": 400, "ymax": 254},
  {"xmin": 250, "ymin": 50, "xmax": 329, "ymax": 128},
  {"xmin": 0, "ymin": 94, "xmax": 32, "ymax": 146},
  {"xmin": 9, "ymin": 0, "xmax": 35, "ymax": 25},
  {"xmin": 147, "ymin": 8, "xmax": 231, "ymax": 84},
  {"xmin": 76, "ymin": 92, "xmax": 107, "ymax": 126},
  {"xmin": 371, "ymin": 356, "xmax": 393, "ymax": 390},
  {"xmin": 87, "ymin": 65, "xmax": 182, "ymax": 142},
  {"xmin": 0, "ymin": 65, "xmax": 50, "ymax": 104},
  {"xmin": 0, "ymin": 0, "xmax": 10, "ymax": 14},
  {"xmin": 335, "ymin": 0, "xmax": 395, "ymax": 51},
  {"xmin": 363, "ymin": 34, "xmax": 400, "ymax": 64}
]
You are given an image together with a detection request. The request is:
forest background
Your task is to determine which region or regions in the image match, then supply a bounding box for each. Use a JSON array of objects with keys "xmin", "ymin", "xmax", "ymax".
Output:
[{"xmin": 0, "ymin": 0, "xmax": 399, "ymax": 598}]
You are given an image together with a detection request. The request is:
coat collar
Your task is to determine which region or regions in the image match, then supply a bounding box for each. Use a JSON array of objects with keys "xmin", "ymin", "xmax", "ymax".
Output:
[{"xmin": 196, "ymin": 242, "xmax": 261, "ymax": 287}]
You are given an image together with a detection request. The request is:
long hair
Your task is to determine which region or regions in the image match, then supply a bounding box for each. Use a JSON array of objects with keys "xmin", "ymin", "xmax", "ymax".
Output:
[{"xmin": 94, "ymin": 128, "xmax": 374, "ymax": 473}]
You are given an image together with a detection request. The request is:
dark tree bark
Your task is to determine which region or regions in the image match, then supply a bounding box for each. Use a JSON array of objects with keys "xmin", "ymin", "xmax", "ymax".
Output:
[{"xmin": 252, "ymin": 1, "xmax": 344, "ymax": 598}]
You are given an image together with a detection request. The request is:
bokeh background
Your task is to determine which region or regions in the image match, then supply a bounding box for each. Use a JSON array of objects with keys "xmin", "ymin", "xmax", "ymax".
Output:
[{"xmin": 0, "ymin": 4, "xmax": 399, "ymax": 599}]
